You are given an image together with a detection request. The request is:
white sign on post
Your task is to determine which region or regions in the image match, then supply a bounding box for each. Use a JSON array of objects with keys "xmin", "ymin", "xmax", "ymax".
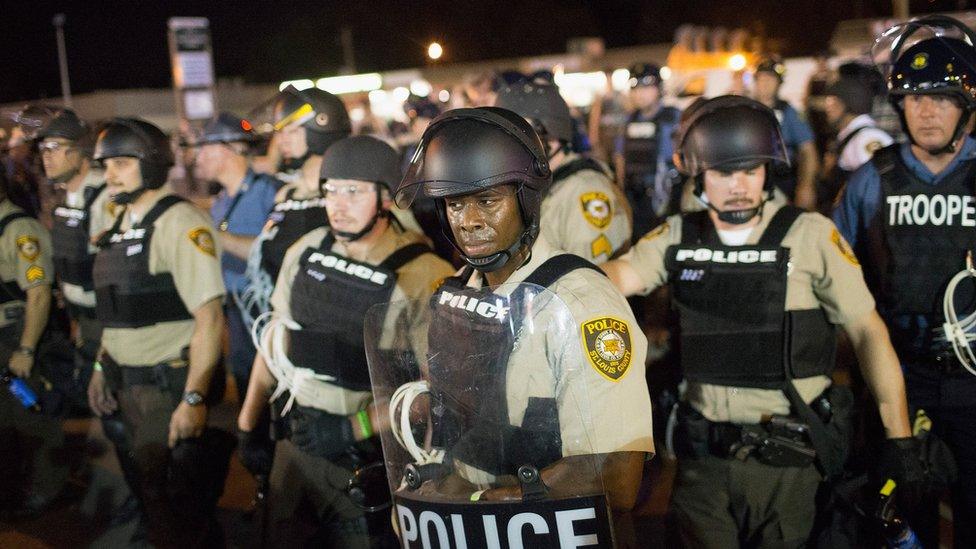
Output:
[{"xmin": 168, "ymin": 17, "xmax": 216, "ymax": 121}]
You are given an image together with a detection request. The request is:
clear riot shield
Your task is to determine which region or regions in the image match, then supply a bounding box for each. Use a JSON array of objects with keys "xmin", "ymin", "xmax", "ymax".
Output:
[{"xmin": 365, "ymin": 282, "xmax": 616, "ymax": 549}]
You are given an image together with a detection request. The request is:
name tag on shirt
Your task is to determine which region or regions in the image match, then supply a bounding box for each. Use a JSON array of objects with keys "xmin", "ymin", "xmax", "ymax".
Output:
[{"xmin": 126, "ymin": 244, "xmax": 143, "ymax": 256}]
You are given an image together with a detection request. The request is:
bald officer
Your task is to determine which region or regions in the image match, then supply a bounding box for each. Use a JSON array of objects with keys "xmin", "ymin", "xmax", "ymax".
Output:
[{"xmin": 85, "ymin": 118, "xmax": 226, "ymax": 546}]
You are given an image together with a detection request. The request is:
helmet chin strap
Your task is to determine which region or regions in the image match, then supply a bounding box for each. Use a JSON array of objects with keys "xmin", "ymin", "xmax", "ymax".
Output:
[
  {"xmin": 112, "ymin": 186, "xmax": 146, "ymax": 206},
  {"xmin": 699, "ymin": 189, "xmax": 771, "ymax": 225},
  {"xmin": 905, "ymin": 103, "xmax": 974, "ymax": 156},
  {"xmin": 280, "ymin": 152, "xmax": 311, "ymax": 172},
  {"xmin": 462, "ymin": 229, "xmax": 532, "ymax": 273}
]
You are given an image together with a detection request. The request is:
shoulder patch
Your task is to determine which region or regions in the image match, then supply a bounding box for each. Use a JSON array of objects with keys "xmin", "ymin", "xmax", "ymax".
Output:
[
  {"xmin": 830, "ymin": 228, "xmax": 859, "ymax": 266},
  {"xmin": 580, "ymin": 191, "xmax": 612, "ymax": 229},
  {"xmin": 581, "ymin": 316, "xmax": 633, "ymax": 382},
  {"xmin": 188, "ymin": 227, "xmax": 216, "ymax": 257},
  {"xmin": 865, "ymin": 140, "xmax": 883, "ymax": 155},
  {"xmin": 590, "ymin": 234, "xmax": 613, "ymax": 260},
  {"xmin": 641, "ymin": 221, "xmax": 670, "ymax": 242},
  {"xmin": 15, "ymin": 235, "xmax": 40, "ymax": 262},
  {"xmin": 25, "ymin": 265, "xmax": 45, "ymax": 283}
]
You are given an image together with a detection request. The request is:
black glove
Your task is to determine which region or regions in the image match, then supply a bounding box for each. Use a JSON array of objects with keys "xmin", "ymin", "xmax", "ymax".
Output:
[
  {"xmin": 879, "ymin": 437, "xmax": 928, "ymax": 510},
  {"xmin": 238, "ymin": 428, "xmax": 274, "ymax": 477},
  {"xmin": 288, "ymin": 407, "xmax": 356, "ymax": 460}
]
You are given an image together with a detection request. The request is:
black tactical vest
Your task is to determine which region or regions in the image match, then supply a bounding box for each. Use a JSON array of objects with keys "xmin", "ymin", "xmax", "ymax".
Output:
[
  {"xmin": 665, "ymin": 207, "xmax": 836, "ymax": 388},
  {"xmin": 427, "ymin": 254, "xmax": 604, "ymax": 475},
  {"xmin": 0, "ymin": 211, "xmax": 31, "ymax": 304},
  {"xmin": 51, "ymin": 183, "xmax": 106, "ymax": 290},
  {"xmin": 259, "ymin": 188, "xmax": 329, "ymax": 283},
  {"xmin": 92, "ymin": 195, "xmax": 193, "ymax": 328},
  {"xmin": 287, "ymin": 232, "xmax": 431, "ymax": 392},
  {"xmin": 623, "ymin": 107, "xmax": 679, "ymax": 186},
  {"xmin": 864, "ymin": 145, "xmax": 976, "ymax": 359}
]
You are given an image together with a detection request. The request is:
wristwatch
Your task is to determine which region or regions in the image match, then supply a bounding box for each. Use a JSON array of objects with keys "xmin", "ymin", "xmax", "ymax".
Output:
[
  {"xmin": 15, "ymin": 346, "xmax": 35, "ymax": 357},
  {"xmin": 183, "ymin": 390, "xmax": 205, "ymax": 406}
]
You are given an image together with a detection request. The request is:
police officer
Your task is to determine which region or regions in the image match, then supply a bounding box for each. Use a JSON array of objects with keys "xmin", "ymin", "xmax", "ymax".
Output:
[
  {"xmin": 191, "ymin": 112, "xmax": 281, "ymax": 396},
  {"xmin": 237, "ymin": 135, "xmax": 453, "ymax": 547},
  {"xmin": 833, "ymin": 17, "xmax": 976, "ymax": 547},
  {"xmin": 752, "ymin": 57, "xmax": 820, "ymax": 210},
  {"xmin": 819, "ymin": 76, "xmax": 892, "ymax": 213},
  {"xmin": 237, "ymin": 86, "xmax": 351, "ymax": 330},
  {"xmin": 85, "ymin": 118, "xmax": 227, "ymax": 545},
  {"xmin": 38, "ymin": 109, "xmax": 112, "ymax": 380},
  {"xmin": 496, "ymin": 81, "xmax": 632, "ymax": 262},
  {"xmin": 0, "ymin": 169, "xmax": 66, "ymax": 517},
  {"xmin": 602, "ymin": 96, "xmax": 916, "ymax": 548},
  {"xmin": 614, "ymin": 63, "xmax": 681, "ymax": 241},
  {"xmin": 394, "ymin": 107, "xmax": 654, "ymax": 545}
]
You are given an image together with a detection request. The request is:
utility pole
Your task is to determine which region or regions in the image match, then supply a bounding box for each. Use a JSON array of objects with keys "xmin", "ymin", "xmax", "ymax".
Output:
[{"xmin": 53, "ymin": 13, "xmax": 72, "ymax": 108}]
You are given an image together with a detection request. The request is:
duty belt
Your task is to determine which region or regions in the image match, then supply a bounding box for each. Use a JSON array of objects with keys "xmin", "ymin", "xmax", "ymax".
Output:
[
  {"xmin": 676, "ymin": 397, "xmax": 832, "ymax": 468},
  {"xmin": 102, "ymin": 354, "xmax": 188, "ymax": 391}
]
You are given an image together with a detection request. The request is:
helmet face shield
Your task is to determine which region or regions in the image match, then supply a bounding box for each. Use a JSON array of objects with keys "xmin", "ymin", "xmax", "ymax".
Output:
[
  {"xmin": 874, "ymin": 16, "xmax": 976, "ymax": 104},
  {"xmin": 8, "ymin": 105, "xmax": 59, "ymax": 141}
]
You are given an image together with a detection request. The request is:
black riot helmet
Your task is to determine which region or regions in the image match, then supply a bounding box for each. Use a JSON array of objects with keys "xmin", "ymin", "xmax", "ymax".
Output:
[
  {"xmin": 494, "ymin": 81, "xmax": 575, "ymax": 147},
  {"xmin": 36, "ymin": 109, "xmax": 88, "ymax": 143},
  {"xmin": 394, "ymin": 107, "xmax": 551, "ymax": 271},
  {"xmin": 93, "ymin": 118, "xmax": 174, "ymax": 204},
  {"xmin": 678, "ymin": 95, "xmax": 789, "ymax": 224},
  {"xmin": 629, "ymin": 63, "xmax": 663, "ymax": 88},
  {"xmin": 876, "ymin": 15, "xmax": 976, "ymax": 154},
  {"xmin": 320, "ymin": 136, "xmax": 401, "ymax": 242},
  {"xmin": 191, "ymin": 111, "xmax": 258, "ymax": 147},
  {"xmin": 271, "ymin": 86, "xmax": 351, "ymax": 155}
]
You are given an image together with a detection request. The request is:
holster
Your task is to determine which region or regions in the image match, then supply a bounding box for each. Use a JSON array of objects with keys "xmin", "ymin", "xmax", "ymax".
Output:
[
  {"xmin": 674, "ymin": 402, "xmax": 819, "ymax": 468},
  {"xmin": 103, "ymin": 352, "xmax": 189, "ymax": 399}
]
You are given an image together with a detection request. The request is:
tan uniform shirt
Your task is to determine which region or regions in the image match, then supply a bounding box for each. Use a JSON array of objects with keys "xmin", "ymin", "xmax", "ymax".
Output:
[
  {"xmin": 60, "ymin": 169, "xmax": 114, "ymax": 308},
  {"xmin": 101, "ymin": 190, "xmax": 226, "ymax": 366},
  {"xmin": 541, "ymin": 153, "xmax": 632, "ymax": 263},
  {"xmin": 621, "ymin": 202, "xmax": 875, "ymax": 424},
  {"xmin": 271, "ymin": 223, "xmax": 454, "ymax": 414},
  {"xmin": 0, "ymin": 200, "xmax": 54, "ymax": 328},
  {"xmin": 461, "ymin": 236, "xmax": 655, "ymax": 460}
]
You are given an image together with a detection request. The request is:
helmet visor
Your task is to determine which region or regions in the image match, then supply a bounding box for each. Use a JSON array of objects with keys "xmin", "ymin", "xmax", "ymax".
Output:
[
  {"xmin": 248, "ymin": 86, "xmax": 316, "ymax": 136},
  {"xmin": 872, "ymin": 16, "xmax": 976, "ymax": 79}
]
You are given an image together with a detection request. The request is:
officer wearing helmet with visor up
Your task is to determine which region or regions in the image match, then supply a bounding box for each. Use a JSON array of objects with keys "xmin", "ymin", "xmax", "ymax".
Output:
[
  {"xmin": 86, "ymin": 118, "xmax": 229, "ymax": 546},
  {"xmin": 834, "ymin": 15, "xmax": 976, "ymax": 547},
  {"xmin": 602, "ymin": 95, "xmax": 915, "ymax": 548},
  {"xmin": 496, "ymin": 81, "xmax": 632, "ymax": 263},
  {"xmin": 236, "ymin": 86, "xmax": 351, "ymax": 334},
  {"xmin": 390, "ymin": 107, "xmax": 653, "ymax": 546},
  {"xmin": 189, "ymin": 112, "xmax": 281, "ymax": 397},
  {"xmin": 237, "ymin": 135, "xmax": 452, "ymax": 547}
]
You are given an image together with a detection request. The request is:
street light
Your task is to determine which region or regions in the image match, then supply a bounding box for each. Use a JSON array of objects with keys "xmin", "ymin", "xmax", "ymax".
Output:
[{"xmin": 427, "ymin": 42, "xmax": 443, "ymax": 61}]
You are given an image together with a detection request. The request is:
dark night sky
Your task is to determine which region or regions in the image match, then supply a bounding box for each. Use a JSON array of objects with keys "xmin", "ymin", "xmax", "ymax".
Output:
[{"xmin": 0, "ymin": 0, "xmax": 967, "ymax": 103}]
